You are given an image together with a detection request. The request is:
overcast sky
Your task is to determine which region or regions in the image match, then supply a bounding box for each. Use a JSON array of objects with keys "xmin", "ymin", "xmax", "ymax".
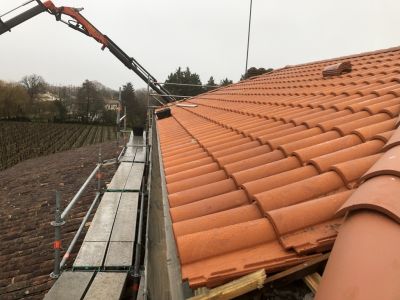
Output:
[{"xmin": 1, "ymin": 0, "xmax": 400, "ymax": 90}]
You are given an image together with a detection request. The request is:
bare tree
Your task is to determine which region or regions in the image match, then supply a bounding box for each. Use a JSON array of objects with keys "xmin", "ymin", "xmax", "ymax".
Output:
[{"xmin": 20, "ymin": 74, "xmax": 47, "ymax": 104}]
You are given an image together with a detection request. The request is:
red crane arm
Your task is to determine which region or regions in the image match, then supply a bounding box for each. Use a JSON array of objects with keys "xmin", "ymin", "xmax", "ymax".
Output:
[{"xmin": 42, "ymin": 1, "xmax": 109, "ymax": 47}]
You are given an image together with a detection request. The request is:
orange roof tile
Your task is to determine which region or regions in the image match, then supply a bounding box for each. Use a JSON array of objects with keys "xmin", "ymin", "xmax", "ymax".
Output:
[{"xmin": 156, "ymin": 46, "xmax": 400, "ymax": 290}]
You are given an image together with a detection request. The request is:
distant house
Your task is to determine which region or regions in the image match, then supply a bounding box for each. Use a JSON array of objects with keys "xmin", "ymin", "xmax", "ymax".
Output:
[
  {"xmin": 38, "ymin": 92, "xmax": 57, "ymax": 102},
  {"xmin": 105, "ymin": 98, "xmax": 120, "ymax": 111}
]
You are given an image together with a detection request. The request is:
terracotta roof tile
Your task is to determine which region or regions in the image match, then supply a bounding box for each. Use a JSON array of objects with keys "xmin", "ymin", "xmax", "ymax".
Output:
[
  {"xmin": 170, "ymin": 190, "xmax": 249, "ymax": 223},
  {"xmin": 316, "ymin": 211, "xmax": 400, "ymax": 300},
  {"xmin": 156, "ymin": 46, "xmax": 400, "ymax": 288},
  {"xmin": 309, "ymin": 140, "xmax": 383, "ymax": 172},
  {"xmin": 330, "ymin": 153, "xmax": 381, "ymax": 187},
  {"xmin": 164, "ymin": 157, "xmax": 214, "ymax": 176},
  {"xmin": 292, "ymin": 134, "xmax": 362, "ymax": 163},
  {"xmin": 372, "ymin": 129, "xmax": 395, "ymax": 143},
  {"xmin": 223, "ymin": 149, "xmax": 285, "ymax": 174},
  {"xmin": 360, "ymin": 146, "xmax": 400, "ymax": 181},
  {"xmin": 168, "ymin": 178, "xmax": 237, "ymax": 207},
  {"xmin": 166, "ymin": 162, "xmax": 220, "ymax": 184},
  {"xmin": 173, "ymin": 203, "xmax": 261, "ymax": 237},
  {"xmin": 266, "ymin": 190, "xmax": 353, "ymax": 238},
  {"xmin": 231, "ymin": 156, "xmax": 301, "ymax": 186},
  {"xmin": 352, "ymin": 118, "xmax": 396, "ymax": 141},
  {"xmin": 254, "ymin": 171, "xmax": 346, "ymax": 212},
  {"xmin": 243, "ymin": 165, "xmax": 319, "ymax": 198},
  {"xmin": 279, "ymin": 131, "xmax": 341, "ymax": 155},
  {"xmin": 215, "ymin": 144, "xmax": 271, "ymax": 166},
  {"xmin": 166, "ymin": 170, "xmax": 227, "ymax": 194}
]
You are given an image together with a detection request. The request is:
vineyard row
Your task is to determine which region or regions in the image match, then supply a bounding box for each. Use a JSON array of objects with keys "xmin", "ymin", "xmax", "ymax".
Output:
[{"xmin": 0, "ymin": 122, "xmax": 116, "ymax": 170}]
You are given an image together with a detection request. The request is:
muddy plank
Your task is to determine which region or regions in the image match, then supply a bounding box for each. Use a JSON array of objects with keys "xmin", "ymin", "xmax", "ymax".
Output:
[
  {"xmin": 84, "ymin": 193, "xmax": 121, "ymax": 242},
  {"xmin": 44, "ymin": 271, "xmax": 94, "ymax": 300},
  {"xmin": 104, "ymin": 242, "xmax": 134, "ymax": 268},
  {"xmin": 73, "ymin": 242, "xmax": 108, "ymax": 268},
  {"xmin": 110, "ymin": 192, "xmax": 139, "ymax": 242},
  {"xmin": 124, "ymin": 163, "xmax": 145, "ymax": 191},
  {"xmin": 84, "ymin": 272, "xmax": 127, "ymax": 300}
]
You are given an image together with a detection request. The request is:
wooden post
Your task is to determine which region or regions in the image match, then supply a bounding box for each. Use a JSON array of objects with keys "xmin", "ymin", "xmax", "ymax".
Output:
[{"xmin": 303, "ymin": 272, "xmax": 322, "ymax": 294}]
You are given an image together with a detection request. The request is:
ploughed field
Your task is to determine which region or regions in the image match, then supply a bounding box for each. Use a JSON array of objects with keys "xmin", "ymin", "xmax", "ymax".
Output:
[{"xmin": 0, "ymin": 122, "xmax": 116, "ymax": 170}]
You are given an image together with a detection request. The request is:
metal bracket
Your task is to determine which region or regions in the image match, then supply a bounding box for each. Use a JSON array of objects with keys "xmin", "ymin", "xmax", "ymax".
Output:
[
  {"xmin": 51, "ymin": 220, "xmax": 66, "ymax": 226},
  {"xmin": 50, "ymin": 271, "xmax": 60, "ymax": 279}
]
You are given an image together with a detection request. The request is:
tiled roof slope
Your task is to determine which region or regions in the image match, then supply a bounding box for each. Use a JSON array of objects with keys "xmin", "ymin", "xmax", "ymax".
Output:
[
  {"xmin": 0, "ymin": 143, "xmax": 117, "ymax": 299},
  {"xmin": 156, "ymin": 46, "xmax": 400, "ymax": 288}
]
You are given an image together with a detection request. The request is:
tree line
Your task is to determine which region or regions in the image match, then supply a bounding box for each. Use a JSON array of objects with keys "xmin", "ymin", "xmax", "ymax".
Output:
[
  {"xmin": 0, "ymin": 75, "xmax": 119, "ymax": 124},
  {"xmin": 0, "ymin": 66, "xmax": 272, "ymax": 127},
  {"xmin": 164, "ymin": 66, "xmax": 272, "ymax": 98}
]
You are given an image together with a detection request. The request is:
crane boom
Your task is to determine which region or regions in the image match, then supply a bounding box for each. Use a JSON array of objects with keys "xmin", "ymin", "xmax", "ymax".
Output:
[{"xmin": 0, "ymin": 0, "xmax": 174, "ymax": 103}]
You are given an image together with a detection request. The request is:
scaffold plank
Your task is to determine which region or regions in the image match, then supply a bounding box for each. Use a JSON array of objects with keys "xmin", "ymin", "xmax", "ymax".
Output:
[
  {"xmin": 84, "ymin": 272, "xmax": 127, "ymax": 300},
  {"xmin": 84, "ymin": 193, "xmax": 121, "ymax": 242},
  {"xmin": 134, "ymin": 146, "xmax": 146, "ymax": 162},
  {"xmin": 104, "ymin": 242, "xmax": 134, "ymax": 268},
  {"xmin": 108, "ymin": 163, "xmax": 132, "ymax": 191},
  {"xmin": 44, "ymin": 271, "xmax": 94, "ymax": 300},
  {"xmin": 73, "ymin": 241, "xmax": 108, "ymax": 268},
  {"xmin": 110, "ymin": 192, "xmax": 139, "ymax": 242},
  {"xmin": 132, "ymin": 135, "xmax": 144, "ymax": 146},
  {"xmin": 122, "ymin": 146, "xmax": 137, "ymax": 161},
  {"xmin": 125, "ymin": 163, "xmax": 145, "ymax": 191}
]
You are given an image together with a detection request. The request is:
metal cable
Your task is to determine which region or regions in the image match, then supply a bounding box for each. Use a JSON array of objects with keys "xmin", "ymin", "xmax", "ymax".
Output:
[{"xmin": 0, "ymin": 0, "xmax": 35, "ymax": 18}]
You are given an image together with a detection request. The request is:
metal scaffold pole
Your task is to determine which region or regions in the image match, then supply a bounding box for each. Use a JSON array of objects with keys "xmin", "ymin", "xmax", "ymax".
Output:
[
  {"xmin": 116, "ymin": 87, "xmax": 121, "ymax": 153},
  {"xmin": 50, "ymin": 191, "xmax": 65, "ymax": 279},
  {"xmin": 97, "ymin": 146, "xmax": 102, "ymax": 192},
  {"xmin": 124, "ymin": 106, "xmax": 127, "ymax": 131}
]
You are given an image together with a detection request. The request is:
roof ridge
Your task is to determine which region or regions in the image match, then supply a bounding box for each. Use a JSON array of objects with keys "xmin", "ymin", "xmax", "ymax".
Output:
[{"xmin": 271, "ymin": 45, "xmax": 400, "ymax": 74}]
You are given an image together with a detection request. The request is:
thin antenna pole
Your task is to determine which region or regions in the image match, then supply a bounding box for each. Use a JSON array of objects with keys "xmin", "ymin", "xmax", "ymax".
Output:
[{"xmin": 245, "ymin": 0, "xmax": 253, "ymax": 74}]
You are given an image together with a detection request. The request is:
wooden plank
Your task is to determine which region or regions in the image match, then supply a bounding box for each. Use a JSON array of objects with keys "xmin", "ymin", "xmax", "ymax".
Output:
[
  {"xmin": 73, "ymin": 242, "xmax": 108, "ymax": 268},
  {"xmin": 189, "ymin": 269, "xmax": 266, "ymax": 300},
  {"xmin": 104, "ymin": 242, "xmax": 134, "ymax": 268},
  {"xmin": 194, "ymin": 287, "xmax": 209, "ymax": 296},
  {"xmin": 303, "ymin": 272, "xmax": 322, "ymax": 294},
  {"xmin": 264, "ymin": 253, "xmax": 330, "ymax": 288},
  {"xmin": 84, "ymin": 193, "xmax": 121, "ymax": 242},
  {"xmin": 110, "ymin": 193, "xmax": 139, "ymax": 242},
  {"xmin": 84, "ymin": 272, "xmax": 127, "ymax": 300},
  {"xmin": 125, "ymin": 163, "xmax": 145, "ymax": 191},
  {"xmin": 44, "ymin": 271, "xmax": 94, "ymax": 300}
]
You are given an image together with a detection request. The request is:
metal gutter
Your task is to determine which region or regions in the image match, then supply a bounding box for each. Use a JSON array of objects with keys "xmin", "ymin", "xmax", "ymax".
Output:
[{"xmin": 144, "ymin": 122, "xmax": 186, "ymax": 300}]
